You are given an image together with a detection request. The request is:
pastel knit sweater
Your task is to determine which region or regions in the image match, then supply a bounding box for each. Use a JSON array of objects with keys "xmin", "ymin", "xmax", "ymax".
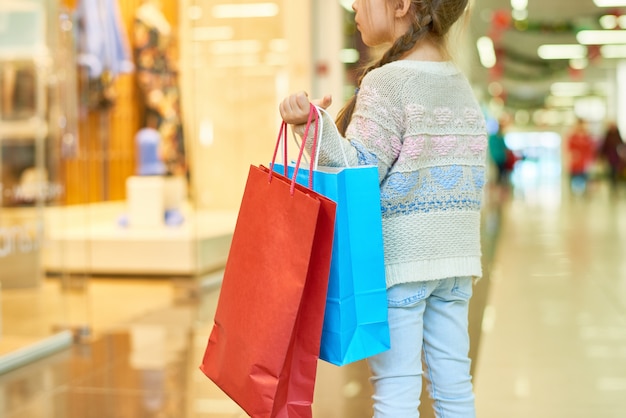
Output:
[{"xmin": 304, "ymin": 60, "xmax": 487, "ymax": 287}]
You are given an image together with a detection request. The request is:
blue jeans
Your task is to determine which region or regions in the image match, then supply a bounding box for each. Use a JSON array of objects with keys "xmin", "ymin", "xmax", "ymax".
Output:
[{"xmin": 367, "ymin": 277, "xmax": 476, "ymax": 418}]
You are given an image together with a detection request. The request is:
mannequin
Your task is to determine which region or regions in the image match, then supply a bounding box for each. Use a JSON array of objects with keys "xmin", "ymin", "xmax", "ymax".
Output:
[{"xmin": 133, "ymin": 0, "xmax": 185, "ymax": 176}]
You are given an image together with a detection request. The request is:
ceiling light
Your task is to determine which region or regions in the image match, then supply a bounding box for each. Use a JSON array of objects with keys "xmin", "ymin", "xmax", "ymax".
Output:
[
  {"xmin": 570, "ymin": 58, "xmax": 588, "ymax": 70},
  {"xmin": 512, "ymin": 9, "xmax": 528, "ymax": 21},
  {"xmin": 511, "ymin": 0, "xmax": 528, "ymax": 10},
  {"xmin": 538, "ymin": 44, "xmax": 587, "ymax": 60},
  {"xmin": 546, "ymin": 95, "xmax": 575, "ymax": 108},
  {"xmin": 601, "ymin": 44, "xmax": 626, "ymax": 58},
  {"xmin": 477, "ymin": 36, "xmax": 496, "ymax": 68},
  {"xmin": 212, "ymin": 3, "xmax": 279, "ymax": 19},
  {"xmin": 574, "ymin": 97, "xmax": 606, "ymax": 122},
  {"xmin": 577, "ymin": 30, "xmax": 626, "ymax": 44},
  {"xmin": 593, "ymin": 0, "xmax": 626, "ymax": 6},
  {"xmin": 599, "ymin": 14, "xmax": 618, "ymax": 29},
  {"xmin": 550, "ymin": 82, "xmax": 590, "ymax": 97}
]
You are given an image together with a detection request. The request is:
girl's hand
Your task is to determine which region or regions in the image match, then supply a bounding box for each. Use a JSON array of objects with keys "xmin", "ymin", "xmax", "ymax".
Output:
[{"xmin": 279, "ymin": 92, "xmax": 332, "ymax": 125}]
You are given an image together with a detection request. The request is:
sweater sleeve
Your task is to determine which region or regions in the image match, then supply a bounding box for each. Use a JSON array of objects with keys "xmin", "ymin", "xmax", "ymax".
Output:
[
  {"xmin": 296, "ymin": 74, "xmax": 403, "ymax": 183},
  {"xmin": 345, "ymin": 80, "xmax": 404, "ymax": 183},
  {"xmin": 296, "ymin": 110, "xmax": 360, "ymax": 168}
]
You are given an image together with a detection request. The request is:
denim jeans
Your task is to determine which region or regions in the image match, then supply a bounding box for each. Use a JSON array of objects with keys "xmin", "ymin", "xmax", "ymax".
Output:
[{"xmin": 367, "ymin": 277, "xmax": 476, "ymax": 418}]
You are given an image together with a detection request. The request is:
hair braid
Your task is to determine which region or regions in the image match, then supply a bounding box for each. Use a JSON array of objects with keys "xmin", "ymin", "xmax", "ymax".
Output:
[
  {"xmin": 335, "ymin": 20, "xmax": 429, "ymax": 136},
  {"xmin": 335, "ymin": 0, "xmax": 468, "ymax": 136}
]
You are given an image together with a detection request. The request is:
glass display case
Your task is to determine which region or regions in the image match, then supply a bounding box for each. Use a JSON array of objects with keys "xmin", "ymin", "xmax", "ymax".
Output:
[
  {"xmin": 0, "ymin": 0, "xmax": 77, "ymax": 366},
  {"xmin": 0, "ymin": 2, "xmax": 49, "ymax": 288}
]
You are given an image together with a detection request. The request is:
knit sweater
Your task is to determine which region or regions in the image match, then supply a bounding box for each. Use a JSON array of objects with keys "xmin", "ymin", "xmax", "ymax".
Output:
[{"xmin": 305, "ymin": 60, "xmax": 487, "ymax": 287}]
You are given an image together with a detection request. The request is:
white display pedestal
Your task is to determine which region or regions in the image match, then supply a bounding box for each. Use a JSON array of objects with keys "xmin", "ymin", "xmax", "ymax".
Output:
[
  {"xmin": 126, "ymin": 175, "xmax": 187, "ymax": 228},
  {"xmin": 126, "ymin": 176, "xmax": 165, "ymax": 228},
  {"xmin": 43, "ymin": 202, "xmax": 236, "ymax": 276}
]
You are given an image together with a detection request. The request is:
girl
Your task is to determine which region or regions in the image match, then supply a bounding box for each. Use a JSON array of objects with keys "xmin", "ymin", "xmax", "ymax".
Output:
[{"xmin": 280, "ymin": 0, "xmax": 486, "ymax": 416}]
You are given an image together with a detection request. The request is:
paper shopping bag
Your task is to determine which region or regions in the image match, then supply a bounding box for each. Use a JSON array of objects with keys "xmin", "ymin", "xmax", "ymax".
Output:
[
  {"xmin": 274, "ymin": 162, "xmax": 390, "ymax": 366},
  {"xmin": 200, "ymin": 108, "xmax": 336, "ymax": 417}
]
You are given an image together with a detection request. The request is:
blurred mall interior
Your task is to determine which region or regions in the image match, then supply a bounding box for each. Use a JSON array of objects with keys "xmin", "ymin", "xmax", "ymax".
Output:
[{"xmin": 1, "ymin": 0, "xmax": 626, "ymax": 417}]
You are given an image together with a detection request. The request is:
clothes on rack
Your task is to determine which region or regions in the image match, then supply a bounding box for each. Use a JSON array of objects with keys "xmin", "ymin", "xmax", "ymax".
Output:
[
  {"xmin": 75, "ymin": 0, "xmax": 134, "ymax": 79},
  {"xmin": 75, "ymin": 0, "xmax": 134, "ymax": 109}
]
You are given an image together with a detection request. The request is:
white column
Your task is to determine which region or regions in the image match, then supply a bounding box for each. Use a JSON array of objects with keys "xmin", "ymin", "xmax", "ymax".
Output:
[{"xmin": 311, "ymin": 0, "xmax": 345, "ymax": 117}]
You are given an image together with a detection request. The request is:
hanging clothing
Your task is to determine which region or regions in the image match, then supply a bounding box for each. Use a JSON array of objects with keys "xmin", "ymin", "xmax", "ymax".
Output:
[
  {"xmin": 75, "ymin": 0, "xmax": 134, "ymax": 79},
  {"xmin": 75, "ymin": 0, "xmax": 134, "ymax": 109}
]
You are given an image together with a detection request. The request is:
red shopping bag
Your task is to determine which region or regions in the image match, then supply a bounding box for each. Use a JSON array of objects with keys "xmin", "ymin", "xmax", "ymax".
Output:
[{"xmin": 200, "ymin": 106, "xmax": 335, "ymax": 418}]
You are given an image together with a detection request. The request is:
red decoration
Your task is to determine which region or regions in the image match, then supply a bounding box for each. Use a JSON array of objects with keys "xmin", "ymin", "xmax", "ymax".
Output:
[
  {"xmin": 487, "ymin": 8, "xmax": 511, "ymax": 80},
  {"xmin": 587, "ymin": 45, "xmax": 602, "ymax": 63},
  {"xmin": 316, "ymin": 61, "xmax": 329, "ymax": 76},
  {"xmin": 492, "ymin": 9, "xmax": 512, "ymax": 31},
  {"xmin": 568, "ymin": 66, "xmax": 583, "ymax": 80}
]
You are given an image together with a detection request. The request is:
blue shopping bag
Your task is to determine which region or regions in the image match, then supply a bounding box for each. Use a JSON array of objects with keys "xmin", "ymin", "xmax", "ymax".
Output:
[{"xmin": 274, "ymin": 151, "xmax": 390, "ymax": 366}]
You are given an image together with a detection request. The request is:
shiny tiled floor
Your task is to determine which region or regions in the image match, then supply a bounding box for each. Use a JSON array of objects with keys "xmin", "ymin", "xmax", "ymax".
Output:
[
  {"xmin": 1, "ymin": 169, "xmax": 626, "ymax": 417},
  {"xmin": 474, "ymin": 174, "xmax": 626, "ymax": 418}
]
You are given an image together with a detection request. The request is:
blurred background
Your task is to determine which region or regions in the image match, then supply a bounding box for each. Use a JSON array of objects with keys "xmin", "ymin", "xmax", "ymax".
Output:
[{"xmin": 0, "ymin": 0, "xmax": 625, "ymax": 417}]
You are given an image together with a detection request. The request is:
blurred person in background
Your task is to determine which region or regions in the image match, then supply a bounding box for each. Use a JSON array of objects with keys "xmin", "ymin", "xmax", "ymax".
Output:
[
  {"xmin": 566, "ymin": 118, "xmax": 595, "ymax": 196},
  {"xmin": 598, "ymin": 121, "xmax": 625, "ymax": 192},
  {"xmin": 488, "ymin": 117, "xmax": 511, "ymax": 187}
]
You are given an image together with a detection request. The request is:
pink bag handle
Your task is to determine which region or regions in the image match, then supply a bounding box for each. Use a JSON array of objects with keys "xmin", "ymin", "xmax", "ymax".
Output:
[{"xmin": 269, "ymin": 104, "xmax": 320, "ymax": 194}]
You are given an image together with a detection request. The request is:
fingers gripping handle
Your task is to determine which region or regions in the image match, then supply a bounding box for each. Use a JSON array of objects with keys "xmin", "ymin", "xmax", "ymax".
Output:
[
  {"xmin": 270, "ymin": 104, "xmax": 320, "ymax": 194},
  {"xmin": 292, "ymin": 106, "xmax": 350, "ymax": 170}
]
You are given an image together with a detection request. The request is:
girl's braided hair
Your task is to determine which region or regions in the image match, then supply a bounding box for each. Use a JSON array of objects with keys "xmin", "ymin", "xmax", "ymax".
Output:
[{"xmin": 335, "ymin": 0, "xmax": 470, "ymax": 136}]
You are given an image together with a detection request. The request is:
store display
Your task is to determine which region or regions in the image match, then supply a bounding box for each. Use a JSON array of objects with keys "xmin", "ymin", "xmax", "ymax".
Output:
[
  {"xmin": 136, "ymin": 127, "xmax": 166, "ymax": 176},
  {"xmin": 123, "ymin": 175, "xmax": 186, "ymax": 228},
  {"xmin": 75, "ymin": 0, "xmax": 134, "ymax": 109},
  {"xmin": 0, "ymin": 0, "xmax": 49, "ymax": 291},
  {"xmin": 133, "ymin": 0, "xmax": 185, "ymax": 176}
]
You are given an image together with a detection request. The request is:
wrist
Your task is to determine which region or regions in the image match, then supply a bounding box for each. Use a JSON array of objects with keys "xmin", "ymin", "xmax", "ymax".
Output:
[{"xmin": 292, "ymin": 123, "xmax": 306, "ymax": 137}]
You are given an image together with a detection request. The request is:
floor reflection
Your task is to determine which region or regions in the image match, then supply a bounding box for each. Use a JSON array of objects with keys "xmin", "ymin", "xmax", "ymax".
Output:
[
  {"xmin": 0, "ymin": 225, "xmax": 498, "ymax": 418},
  {"xmin": 5, "ymin": 156, "xmax": 626, "ymax": 417}
]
